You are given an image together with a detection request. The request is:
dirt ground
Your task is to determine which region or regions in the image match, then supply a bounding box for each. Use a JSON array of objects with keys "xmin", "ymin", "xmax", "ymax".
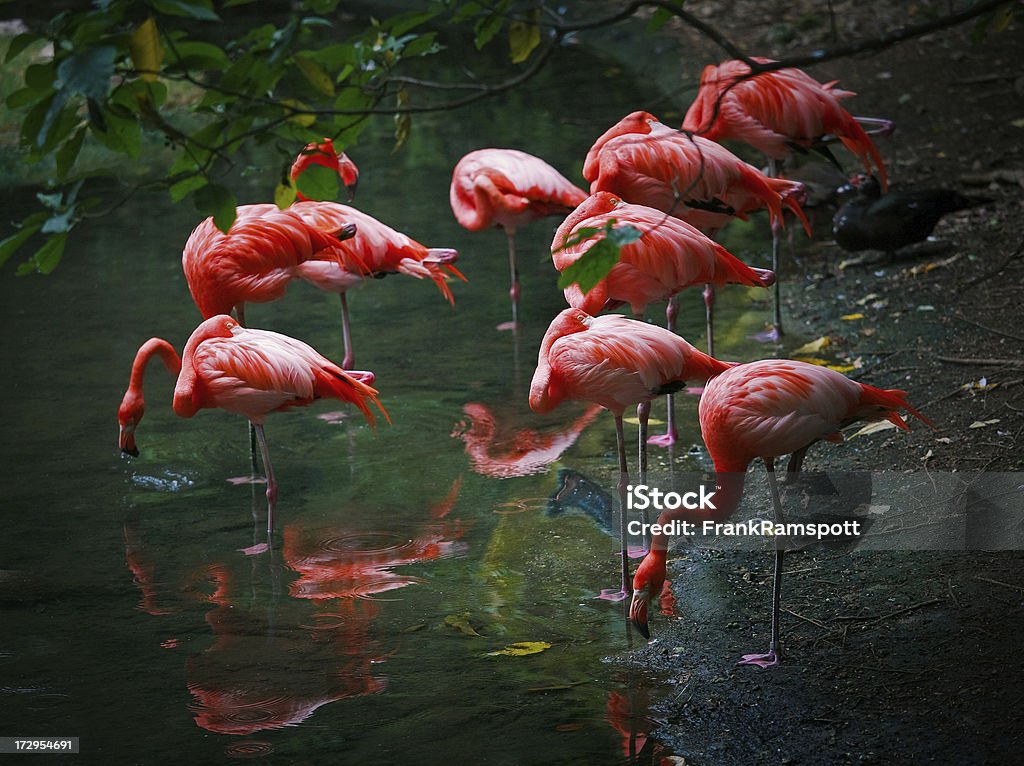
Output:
[{"xmin": 622, "ymin": 4, "xmax": 1024, "ymax": 764}]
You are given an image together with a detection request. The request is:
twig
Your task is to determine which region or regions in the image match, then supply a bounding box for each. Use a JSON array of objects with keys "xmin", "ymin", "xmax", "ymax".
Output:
[
  {"xmin": 947, "ymin": 577, "xmax": 961, "ymax": 608},
  {"xmin": 937, "ymin": 357, "xmax": 1024, "ymax": 368},
  {"xmin": 782, "ymin": 607, "xmax": 830, "ymax": 630},
  {"xmin": 834, "ymin": 598, "xmax": 943, "ymax": 626},
  {"xmin": 973, "ymin": 575, "xmax": 1024, "ymax": 592},
  {"xmin": 954, "ymin": 315, "xmax": 1024, "ymax": 344},
  {"xmin": 961, "ymin": 240, "xmax": 1024, "ymax": 291}
]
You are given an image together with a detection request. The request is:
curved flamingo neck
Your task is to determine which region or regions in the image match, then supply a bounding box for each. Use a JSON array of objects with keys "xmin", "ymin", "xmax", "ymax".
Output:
[{"xmin": 129, "ymin": 338, "xmax": 182, "ymax": 391}]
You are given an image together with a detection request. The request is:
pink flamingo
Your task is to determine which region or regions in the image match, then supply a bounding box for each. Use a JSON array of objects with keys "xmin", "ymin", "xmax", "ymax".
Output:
[
  {"xmin": 291, "ymin": 137, "xmax": 360, "ymax": 201},
  {"xmin": 683, "ymin": 57, "xmax": 891, "ymax": 338},
  {"xmin": 530, "ymin": 307, "xmax": 731, "ymax": 600},
  {"xmin": 629, "ymin": 359, "xmax": 932, "ymax": 666},
  {"xmin": 183, "ymin": 201, "xmax": 463, "ymax": 369},
  {"xmin": 551, "ymin": 191, "xmax": 776, "ymax": 451},
  {"xmin": 450, "ymin": 148, "xmax": 587, "ymax": 330},
  {"xmin": 582, "ymin": 111, "xmax": 809, "ymax": 444},
  {"xmin": 117, "ymin": 315, "xmax": 386, "ymax": 533}
]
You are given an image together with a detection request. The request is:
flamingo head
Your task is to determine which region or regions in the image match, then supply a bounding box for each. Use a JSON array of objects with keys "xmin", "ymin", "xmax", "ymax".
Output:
[
  {"xmin": 529, "ymin": 308, "xmax": 593, "ymax": 414},
  {"xmin": 291, "ymin": 138, "xmax": 359, "ymax": 202},
  {"xmin": 336, "ymin": 151, "xmax": 359, "ymax": 200},
  {"xmin": 118, "ymin": 393, "xmax": 144, "ymax": 457},
  {"xmin": 629, "ymin": 553, "xmax": 667, "ymax": 640}
]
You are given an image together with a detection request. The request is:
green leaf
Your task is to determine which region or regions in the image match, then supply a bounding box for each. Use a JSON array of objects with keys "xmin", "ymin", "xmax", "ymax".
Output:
[
  {"xmin": 0, "ymin": 221, "xmax": 44, "ymax": 268},
  {"xmin": 90, "ymin": 104, "xmax": 141, "ymax": 158},
  {"xmin": 388, "ymin": 9, "xmax": 439, "ymax": 36},
  {"xmin": 57, "ymin": 46, "xmax": 116, "ymax": 101},
  {"xmin": 150, "ymin": 0, "xmax": 220, "ymax": 21},
  {"xmin": 195, "ymin": 183, "xmax": 237, "ymax": 232},
  {"xmin": 294, "ymin": 163, "xmax": 339, "ymax": 201},
  {"xmin": 274, "ymin": 181, "xmax": 297, "ymax": 209},
  {"xmin": 6, "ymin": 87, "xmax": 46, "ymax": 110},
  {"xmin": 474, "ymin": 11, "xmax": 504, "ymax": 49},
  {"xmin": 556, "ymin": 222, "xmax": 640, "ymax": 295},
  {"xmin": 402, "ymin": 32, "xmax": 440, "ymax": 58},
  {"xmin": 5, "ymin": 33, "xmax": 43, "ymax": 63},
  {"xmin": 25, "ymin": 233, "xmax": 68, "ymax": 275},
  {"xmin": 55, "ymin": 127, "xmax": 87, "ymax": 180},
  {"xmin": 166, "ymin": 41, "xmax": 230, "ymax": 70},
  {"xmin": 293, "ymin": 55, "xmax": 335, "ymax": 97},
  {"xmin": 169, "ymin": 174, "xmax": 207, "ymax": 203},
  {"xmin": 508, "ymin": 9, "xmax": 540, "ymax": 64}
]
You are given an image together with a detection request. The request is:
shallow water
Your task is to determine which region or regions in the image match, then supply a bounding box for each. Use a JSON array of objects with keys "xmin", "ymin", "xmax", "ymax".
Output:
[{"xmin": 0, "ymin": 22, "xmax": 799, "ymax": 765}]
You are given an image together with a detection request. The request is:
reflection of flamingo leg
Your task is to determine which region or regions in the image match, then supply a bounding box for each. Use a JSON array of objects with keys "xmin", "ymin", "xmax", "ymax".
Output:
[
  {"xmin": 253, "ymin": 422, "xmax": 277, "ymax": 536},
  {"xmin": 600, "ymin": 414, "xmax": 632, "ymax": 602}
]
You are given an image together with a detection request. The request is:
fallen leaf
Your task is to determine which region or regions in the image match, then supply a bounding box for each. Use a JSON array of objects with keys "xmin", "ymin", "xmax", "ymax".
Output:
[
  {"xmin": 856, "ymin": 293, "xmax": 881, "ymax": 306},
  {"xmin": 840, "ymin": 312, "xmax": 865, "ymax": 321},
  {"xmin": 921, "ymin": 449, "xmax": 934, "ymax": 461},
  {"xmin": 791, "ymin": 355, "xmax": 831, "ymax": 366},
  {"xmin": 445, "ymin": 613, "xmax": 483, "ymax": 637},
  {"xmin": 860, "ymin": 327, "xmax": 877, "ymax": 337},
  {"xmin": 936, "ymin": 437, "xmax": 953, "ymax": 444},
  {"xmin": 916, "ymin": 305, "xmax": 936, "ymax": 312},
  {"xmin": 624, "ymin": 416, "xmax": 665, "ymax": 426},
  {"xmin": 1012, "ymin": 118, "xmax": 1024, "ymax": 128},
  {"xmin": 824, "ymin": 363, "xmax": 858, "ymax": 373},
  {"xmin": 487, "ymin": 641, "xmax": 552, "ymax": 657},
  {"xmin": 969, "ymin": 419, "xmax": 1001, "ymax": 429},
  {"xmin": 849, "ymin": 420, "xmax": 899, "ymax": 439},
  {"xmin": 791, "ymin": 336, "xmax": 830, "ymax": 355}
]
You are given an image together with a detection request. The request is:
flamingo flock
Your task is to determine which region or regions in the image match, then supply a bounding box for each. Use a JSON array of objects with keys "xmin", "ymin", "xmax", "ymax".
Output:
[{"xmin": 118, "ymin": 55, "xmax": 936, "ymax": 666}]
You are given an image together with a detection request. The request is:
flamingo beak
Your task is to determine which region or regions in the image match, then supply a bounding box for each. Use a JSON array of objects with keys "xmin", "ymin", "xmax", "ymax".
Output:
[
  {"xmin": 345, "ymin": 180, "xmax": 358, "ymax": 202},
  {"xmin": 337, "ymin": 222, "xmax": 357, "ymax": 242},
  {"xmin": 629, "ymin": 584, "xmax": 652, "ymax": 639},
  {"xmin": 346, "ymin": 370, "xmax": 375, "ymax": 386},
  {"xmin": 119, "ymin": 425, "xmax": 139, "ymax": 457}
]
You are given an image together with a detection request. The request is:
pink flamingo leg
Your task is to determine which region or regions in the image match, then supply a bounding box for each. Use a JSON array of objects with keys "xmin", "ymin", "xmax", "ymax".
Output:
[
  {"xmin": 753, "ymin": 159, "xmax": 784, "ymax": 343},
  {"xmin": 252, "ymin": 422, "xmax": 277, "ymax": 536},
  {"xmin": 498, "ymin": 228, "xmax": 520, "ymax": 332},
  {"xmin": 738, "ymin": 456, "xmax": 785, "ymax": 668},
  {"xmin": 647, "ymin": 296, "xmax": 681, "ymax": 447},
  {"xmin": 339, "ymin": 292, "xmax": 354, "ymax": 369}
]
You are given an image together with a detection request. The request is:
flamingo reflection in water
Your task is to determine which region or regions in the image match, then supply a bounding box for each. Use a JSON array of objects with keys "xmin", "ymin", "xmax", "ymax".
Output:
[{"xmin": 452, "ymin": 402, "xmax": 603, "ymax": 479}]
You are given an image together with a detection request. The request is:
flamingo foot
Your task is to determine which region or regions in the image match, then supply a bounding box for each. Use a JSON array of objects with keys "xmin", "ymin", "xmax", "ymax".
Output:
[
  {"xmin": 599, "ymin": 588, "xmax": 629, "ymax": 602},
  {"xmin": 625, "ymin": 544, "xmax": 649, "ymax": 559},
  {"xmin": 227, "ymin": 475, "xmax": 267, "ymax": 486},
  {"xmin": 737, "ymin": 649, "xmax": 781, "ymax": 668},
  {"xmin": 238, "ymin": 542, "xmax": 269, "ymax": 556},
  {"xmin": 646, "ymin": 430, "xmax": 679, "ymax": 448},
  {"xmin": 496, "ymin": 320, "xmax": 519, "ymax": 332},
  {"xmin": 684, "ymin": 386, "xmax": 705, "ymax": 397},
  {"xmin": 750, "ymin": 326, "xmax": 783, "ymax": 344}
]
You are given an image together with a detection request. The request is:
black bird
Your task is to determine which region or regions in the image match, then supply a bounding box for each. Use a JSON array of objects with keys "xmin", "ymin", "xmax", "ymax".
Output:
[{"xmin": 833, "ymin": 173, "xmax": 992, "ymax": 256}]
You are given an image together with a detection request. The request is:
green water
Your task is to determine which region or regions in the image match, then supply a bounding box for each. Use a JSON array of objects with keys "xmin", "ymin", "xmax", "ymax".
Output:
[{"xmin": 0, "ymin": 21, "xmax": 800, "ymax": 765}]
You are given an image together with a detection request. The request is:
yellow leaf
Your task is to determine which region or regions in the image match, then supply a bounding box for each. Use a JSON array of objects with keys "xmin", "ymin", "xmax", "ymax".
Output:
[
  {"xmin": 293, "ymin": 55, "xmax": 335, "ymax": 97},
  {"xmin": 824, "ymin": 363, "xmax": 857, "ymax": 373},
  {"xmin": 849, "ymin": 420, "xmax": 899, "ymax": 439},
  {"xmin": 623, "ymin": 416, "xmax": 665, "ymax": 426},
  {"xmin": 487, "ymin": 641, "xmax": 552, "ymax": 657},
  {"xmin": 840, "ymin": 313, "xmax": 865, "ymax": 321},
  {"xmin": 273, "ymin": 182, "xmax": 296, "ymax": 210},
  {"xmin": 791, "ymin": 336, "xmax": 830, "ymax": 355},
  {"xmin": 508, "ymin": 11, "xmax": 541, "ymax": 64},
  {"xmin": 129, "ymin": 18, "xmax": 163, "ymax": 82},
  {"xmin": 791, "ymin": 356, "xmax": 831, "ymax": 367},
  {"xmin": 281, "ymin": 99, "xmax": 315, "ymax": 126},
  {"xmin": 445, "ymin": 613, "xmax": 483, "ymax": 637},
  {"xmin": 393, "ymin": 88, "xmax": 411, "ymax": 152}
]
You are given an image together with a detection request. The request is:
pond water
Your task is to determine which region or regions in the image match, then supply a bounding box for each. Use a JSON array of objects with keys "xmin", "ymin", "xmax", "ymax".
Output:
[{"xmin": 0, "ymin": 20, "xmax": 798, "ymax": 765}]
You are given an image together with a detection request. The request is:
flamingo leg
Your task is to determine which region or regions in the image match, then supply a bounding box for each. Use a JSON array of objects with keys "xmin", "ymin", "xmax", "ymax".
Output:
[
  {"xmin": 233, "ymin": 302, "xmax": 260, "ymax": 472},
  {"xmin": 498, "ymin": 228, "xmax": 520, "ymax": 332},
  {"xmin": 600, "ymin": 413, "xmax": 633, "ymax": 602},
  {"xmin": 647, "ymin": 297, "xmax": 680, "ymax": 447},
  {"xmin": 636, "ymin": 401, "xmax": 651, "ymax": 553},
  {"xmin": 768, "ymin": 159, "xmax": 785, "ymax": 341},
  {"xmin": 738, "ymin": 456, "xmax": 785, "ymax": 668},
  {"xmin": 339, "ymin": 292, "xmax": 354, "ymax": 369},
  {"xmin": 702, "ymin": 283, "xmax": 715, "ymax": 358},
  {"xmin": 252, "ymin": 422, "xmax": 277, "ymax": 536}
]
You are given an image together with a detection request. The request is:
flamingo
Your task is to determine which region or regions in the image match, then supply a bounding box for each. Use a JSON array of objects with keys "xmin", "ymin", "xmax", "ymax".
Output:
[
  {"xmin": 551, "ymin": 191, "xmax": 776, "ymax": 454},
  {"xmin": 183, "ymin": 200, "xmax": 464, "ymax": 369},
  {"xmin": 628, "ymin": 359, "xmax": 932, "ymax": 666},
  {"xmin": 291, "ymin": 137, "xmax": 359, "ymax": 201},
  {"xmin": 450, "ymin": 148, "xmax": 588, "ymax": 330},
  {"xmin": 582, "ymin": 111, "xmax": 809, "ymax": 445},
  {"xmin": 117, "ymin": 315, "xmax": 386, "ymax": 533},
  {"xmin": 529, "ymin": 307, "xmax": 731, "ymax": 601},
  {"xmin": 682, "ymin": 57, "xmax": 892, "ymax": 339}
]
